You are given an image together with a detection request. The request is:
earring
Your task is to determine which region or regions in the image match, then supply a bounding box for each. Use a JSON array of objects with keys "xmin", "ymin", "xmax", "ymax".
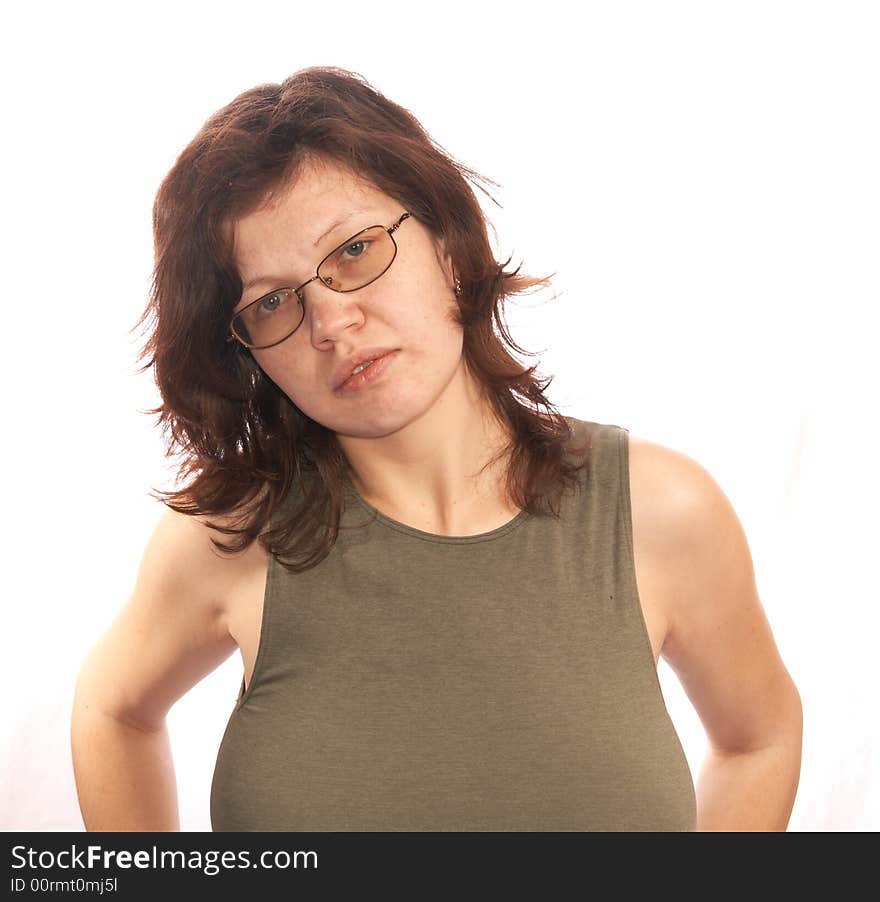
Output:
[{"xmin": 454, "ymin": 278, "xmax": 462, "ymax": 297}]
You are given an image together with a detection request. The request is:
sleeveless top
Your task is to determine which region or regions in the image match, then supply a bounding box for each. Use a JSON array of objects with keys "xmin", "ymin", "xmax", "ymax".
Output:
[{"xmin": 210, "ymin": 418, "xmax": 697, "ymax": 831}]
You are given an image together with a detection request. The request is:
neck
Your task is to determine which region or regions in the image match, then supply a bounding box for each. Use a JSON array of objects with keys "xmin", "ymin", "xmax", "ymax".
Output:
[{"xmin": 337, "ymin": 361, "xmax": 517, "ymax": 536}]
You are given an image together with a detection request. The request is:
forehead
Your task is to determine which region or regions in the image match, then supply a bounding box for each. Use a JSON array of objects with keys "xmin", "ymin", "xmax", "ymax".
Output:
[{"xmin": 231, "ymin": 157, "xmax": 392, "ymax": 268}]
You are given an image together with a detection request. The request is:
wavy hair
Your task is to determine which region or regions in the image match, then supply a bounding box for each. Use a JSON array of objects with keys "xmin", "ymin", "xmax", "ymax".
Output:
[{"xmin": 133, "ymin": 65, "xmax": 591, "ymax": 573}]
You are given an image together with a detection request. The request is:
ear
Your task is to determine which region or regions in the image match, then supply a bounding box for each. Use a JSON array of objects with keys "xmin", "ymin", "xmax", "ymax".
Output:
[{"xmin": 432, "ymin": 232, "xmax": 458, "ymax": 293}]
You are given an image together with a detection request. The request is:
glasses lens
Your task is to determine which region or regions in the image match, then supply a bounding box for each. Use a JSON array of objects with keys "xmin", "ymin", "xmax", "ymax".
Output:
[
  {"xmin": 233, "ymin": 288, "xmax": 303, "ymax": 348},
  {"xmin": 317, "ymin": 225, "xmax": 395, "ymax": 291}
]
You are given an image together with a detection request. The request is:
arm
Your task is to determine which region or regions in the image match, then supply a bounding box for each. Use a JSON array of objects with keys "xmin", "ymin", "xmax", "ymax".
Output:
[
  {"xmin": 71, "ymin": 508, "xmax": 240, "ymax": 831},
  {"xmin": 629, "ymin": 436, "xmax": 803, "ymax": 831},
  {"xmin": 68, "ymin": 703, "xmax": 181, "ymax": 832}
]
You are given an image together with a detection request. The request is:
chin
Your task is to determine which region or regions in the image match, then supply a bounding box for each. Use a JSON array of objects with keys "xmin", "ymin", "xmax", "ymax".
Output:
[{"xmin": 339, "ymin": 394, "xmax": 439, "ymax": 439}]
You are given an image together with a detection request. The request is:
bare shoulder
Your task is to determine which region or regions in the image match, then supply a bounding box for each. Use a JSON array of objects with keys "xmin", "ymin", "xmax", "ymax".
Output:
[
  {"xmin": 627, "ymin": 433, "xmax": 717, "ymax": 528},
  {"xmin": 626, "ymin": 431, "xmax": 733, "ymax": 588},
  {"xmin": 72, "ymin": 504, "xmax": 269, "ymax": 731},
  {"xmin": 186, "ymin": 505, "xmax": 271, "ymax": 622},
  {"xmin": 123, "ymin": 500, "xmax": 270, "ymax": 655},
  {"xmin": 626, "ymin": 432, "xmax": 707, "ymax": 551},
  {"xmin": 625, "ymin": 433, "xmax": 724, "ymax": 659},
  {"xmin": 626, "ymin": 431, "xmax": 802, "ymax": 753},
  {"xmin": 626, "ymin": 430, "xmax": 752, "ymax": 571}
]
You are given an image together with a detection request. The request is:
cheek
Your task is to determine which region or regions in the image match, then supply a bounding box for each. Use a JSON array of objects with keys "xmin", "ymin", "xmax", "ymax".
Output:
[
  {"xmin": 251, "ymin": 350, "xmax": 313, "ymax": 400},
  {"xmin": 405, "ymin": 286, "xmax": 462, "ymax": 341}
]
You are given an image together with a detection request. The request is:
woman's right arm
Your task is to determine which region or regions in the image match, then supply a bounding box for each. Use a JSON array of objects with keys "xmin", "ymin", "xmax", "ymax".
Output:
[{"xmin": 70, "ymin": 507, "xmax": 241, "ymax": 831}]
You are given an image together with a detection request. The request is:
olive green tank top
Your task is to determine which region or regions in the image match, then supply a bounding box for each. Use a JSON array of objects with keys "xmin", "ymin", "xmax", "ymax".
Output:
[{"xmin": 210, "ymin": 418, "xmax": 696, "ymax": 831}]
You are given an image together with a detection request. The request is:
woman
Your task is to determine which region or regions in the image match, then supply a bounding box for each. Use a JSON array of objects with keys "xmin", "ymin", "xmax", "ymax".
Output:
[{"xmin": 71, "ymin": 66, "xmax": 802, "ymax": 831}]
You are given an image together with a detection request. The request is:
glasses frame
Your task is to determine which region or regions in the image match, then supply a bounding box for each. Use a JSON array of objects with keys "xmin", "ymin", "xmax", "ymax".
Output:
[{"xmin": 227, "ymin": 211, "xmax": 412, "ymax": 350}]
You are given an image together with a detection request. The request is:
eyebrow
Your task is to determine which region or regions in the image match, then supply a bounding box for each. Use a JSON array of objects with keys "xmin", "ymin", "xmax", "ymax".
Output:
[{"xmin": 239, "ymin": 208, "xmax": 370, "ymax": 298}]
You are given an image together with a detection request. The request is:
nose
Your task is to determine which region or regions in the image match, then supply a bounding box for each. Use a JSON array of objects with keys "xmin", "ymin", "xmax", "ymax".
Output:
[{"xmin": 301, "ymin": 278, "xmax": 367, "ymax": 345}]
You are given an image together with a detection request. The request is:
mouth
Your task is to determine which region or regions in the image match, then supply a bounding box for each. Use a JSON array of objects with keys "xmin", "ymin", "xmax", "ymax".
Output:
[{"xmin": 335, "ymin": 349, "xmax": 399, "ymax": 395}]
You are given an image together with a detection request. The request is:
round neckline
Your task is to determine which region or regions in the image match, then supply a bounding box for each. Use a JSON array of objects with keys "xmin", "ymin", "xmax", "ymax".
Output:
[{"xmin": 343, "ymin": 477, "xmax": 530, "ymax": 545}]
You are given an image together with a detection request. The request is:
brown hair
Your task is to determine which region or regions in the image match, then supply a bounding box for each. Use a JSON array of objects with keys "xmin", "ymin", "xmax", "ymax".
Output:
[{"xmin": 133, "ymin": 65, "xmax": 590, "ymax": 573}]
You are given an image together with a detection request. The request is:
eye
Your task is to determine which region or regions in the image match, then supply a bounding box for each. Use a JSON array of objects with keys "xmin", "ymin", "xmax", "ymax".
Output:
[
  {"xmin": 342, "ymin": 240, "xmax": 368, "ymax": 259},
  {"xmin": 255, "ymin": 290, "xmax": 296, "ymax": 316},
  {"xmin": 259, "ymin": 293, "xmax": 283, "ymax": 313}
]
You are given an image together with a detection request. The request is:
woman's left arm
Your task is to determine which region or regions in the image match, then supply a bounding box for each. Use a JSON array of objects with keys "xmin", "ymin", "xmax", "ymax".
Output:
[{"xmin": 638, "ymin": 438, "xmax": 803, "ymax": 831}]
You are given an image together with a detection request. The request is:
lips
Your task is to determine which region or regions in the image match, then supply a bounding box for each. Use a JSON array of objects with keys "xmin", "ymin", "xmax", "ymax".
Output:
[
  {"xmin": 333, "ymin": 347, "xmax": 397, "ymax": 390},
  {"xmin": 335, "ymin": 349, "xmax": 399, "ymax": 394}
]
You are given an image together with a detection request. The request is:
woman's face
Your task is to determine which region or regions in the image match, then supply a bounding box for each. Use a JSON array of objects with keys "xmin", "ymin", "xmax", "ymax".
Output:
[{"xmin": 230, "ymin": 155, "xmax": 464, "ymax": 439}]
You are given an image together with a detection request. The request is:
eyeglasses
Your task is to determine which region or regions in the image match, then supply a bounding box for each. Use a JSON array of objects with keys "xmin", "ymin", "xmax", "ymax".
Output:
[{"xmin": 227, "ymin": 211, "xmax": 412, "ymax": 350}]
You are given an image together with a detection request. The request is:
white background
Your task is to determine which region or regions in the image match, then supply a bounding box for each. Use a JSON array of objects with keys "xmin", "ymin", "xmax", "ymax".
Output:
[{"xmin": 2, "ymin": 0, "xmax": 877, "ymax": 830}]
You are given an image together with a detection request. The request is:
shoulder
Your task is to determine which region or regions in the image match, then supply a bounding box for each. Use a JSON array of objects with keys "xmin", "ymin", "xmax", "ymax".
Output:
[
  {"xmin": 626, "ymin": 432, "xmax": 724, "ymax": 548},
  {"xmin": 625, "ymin": 431, "xmax": 801, "ymax": 752},
  {"xmin": 185, "ymin": 482, "xmax": 273, "ymax": 555},
  {"xmin": 624, "ymin": 433, "xmax": 727, "ymax": 646},
  {"xmin": 154, "ymin": 499, "xmax": 270, "ymax": 612},
  {"xmin": 75, "ymin": 505, "xmax": 258, "ymax": 729},
  {"xmin": 148, "ymin": 508, "xmax": 249, "ymax": 598},
  {"xmin": 625, "ymin": 430, "xmax": 748, "ymax": 627},
  {"xmin": 626, "ymin": 431, "xmax": 757, "ymax": 593}
]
